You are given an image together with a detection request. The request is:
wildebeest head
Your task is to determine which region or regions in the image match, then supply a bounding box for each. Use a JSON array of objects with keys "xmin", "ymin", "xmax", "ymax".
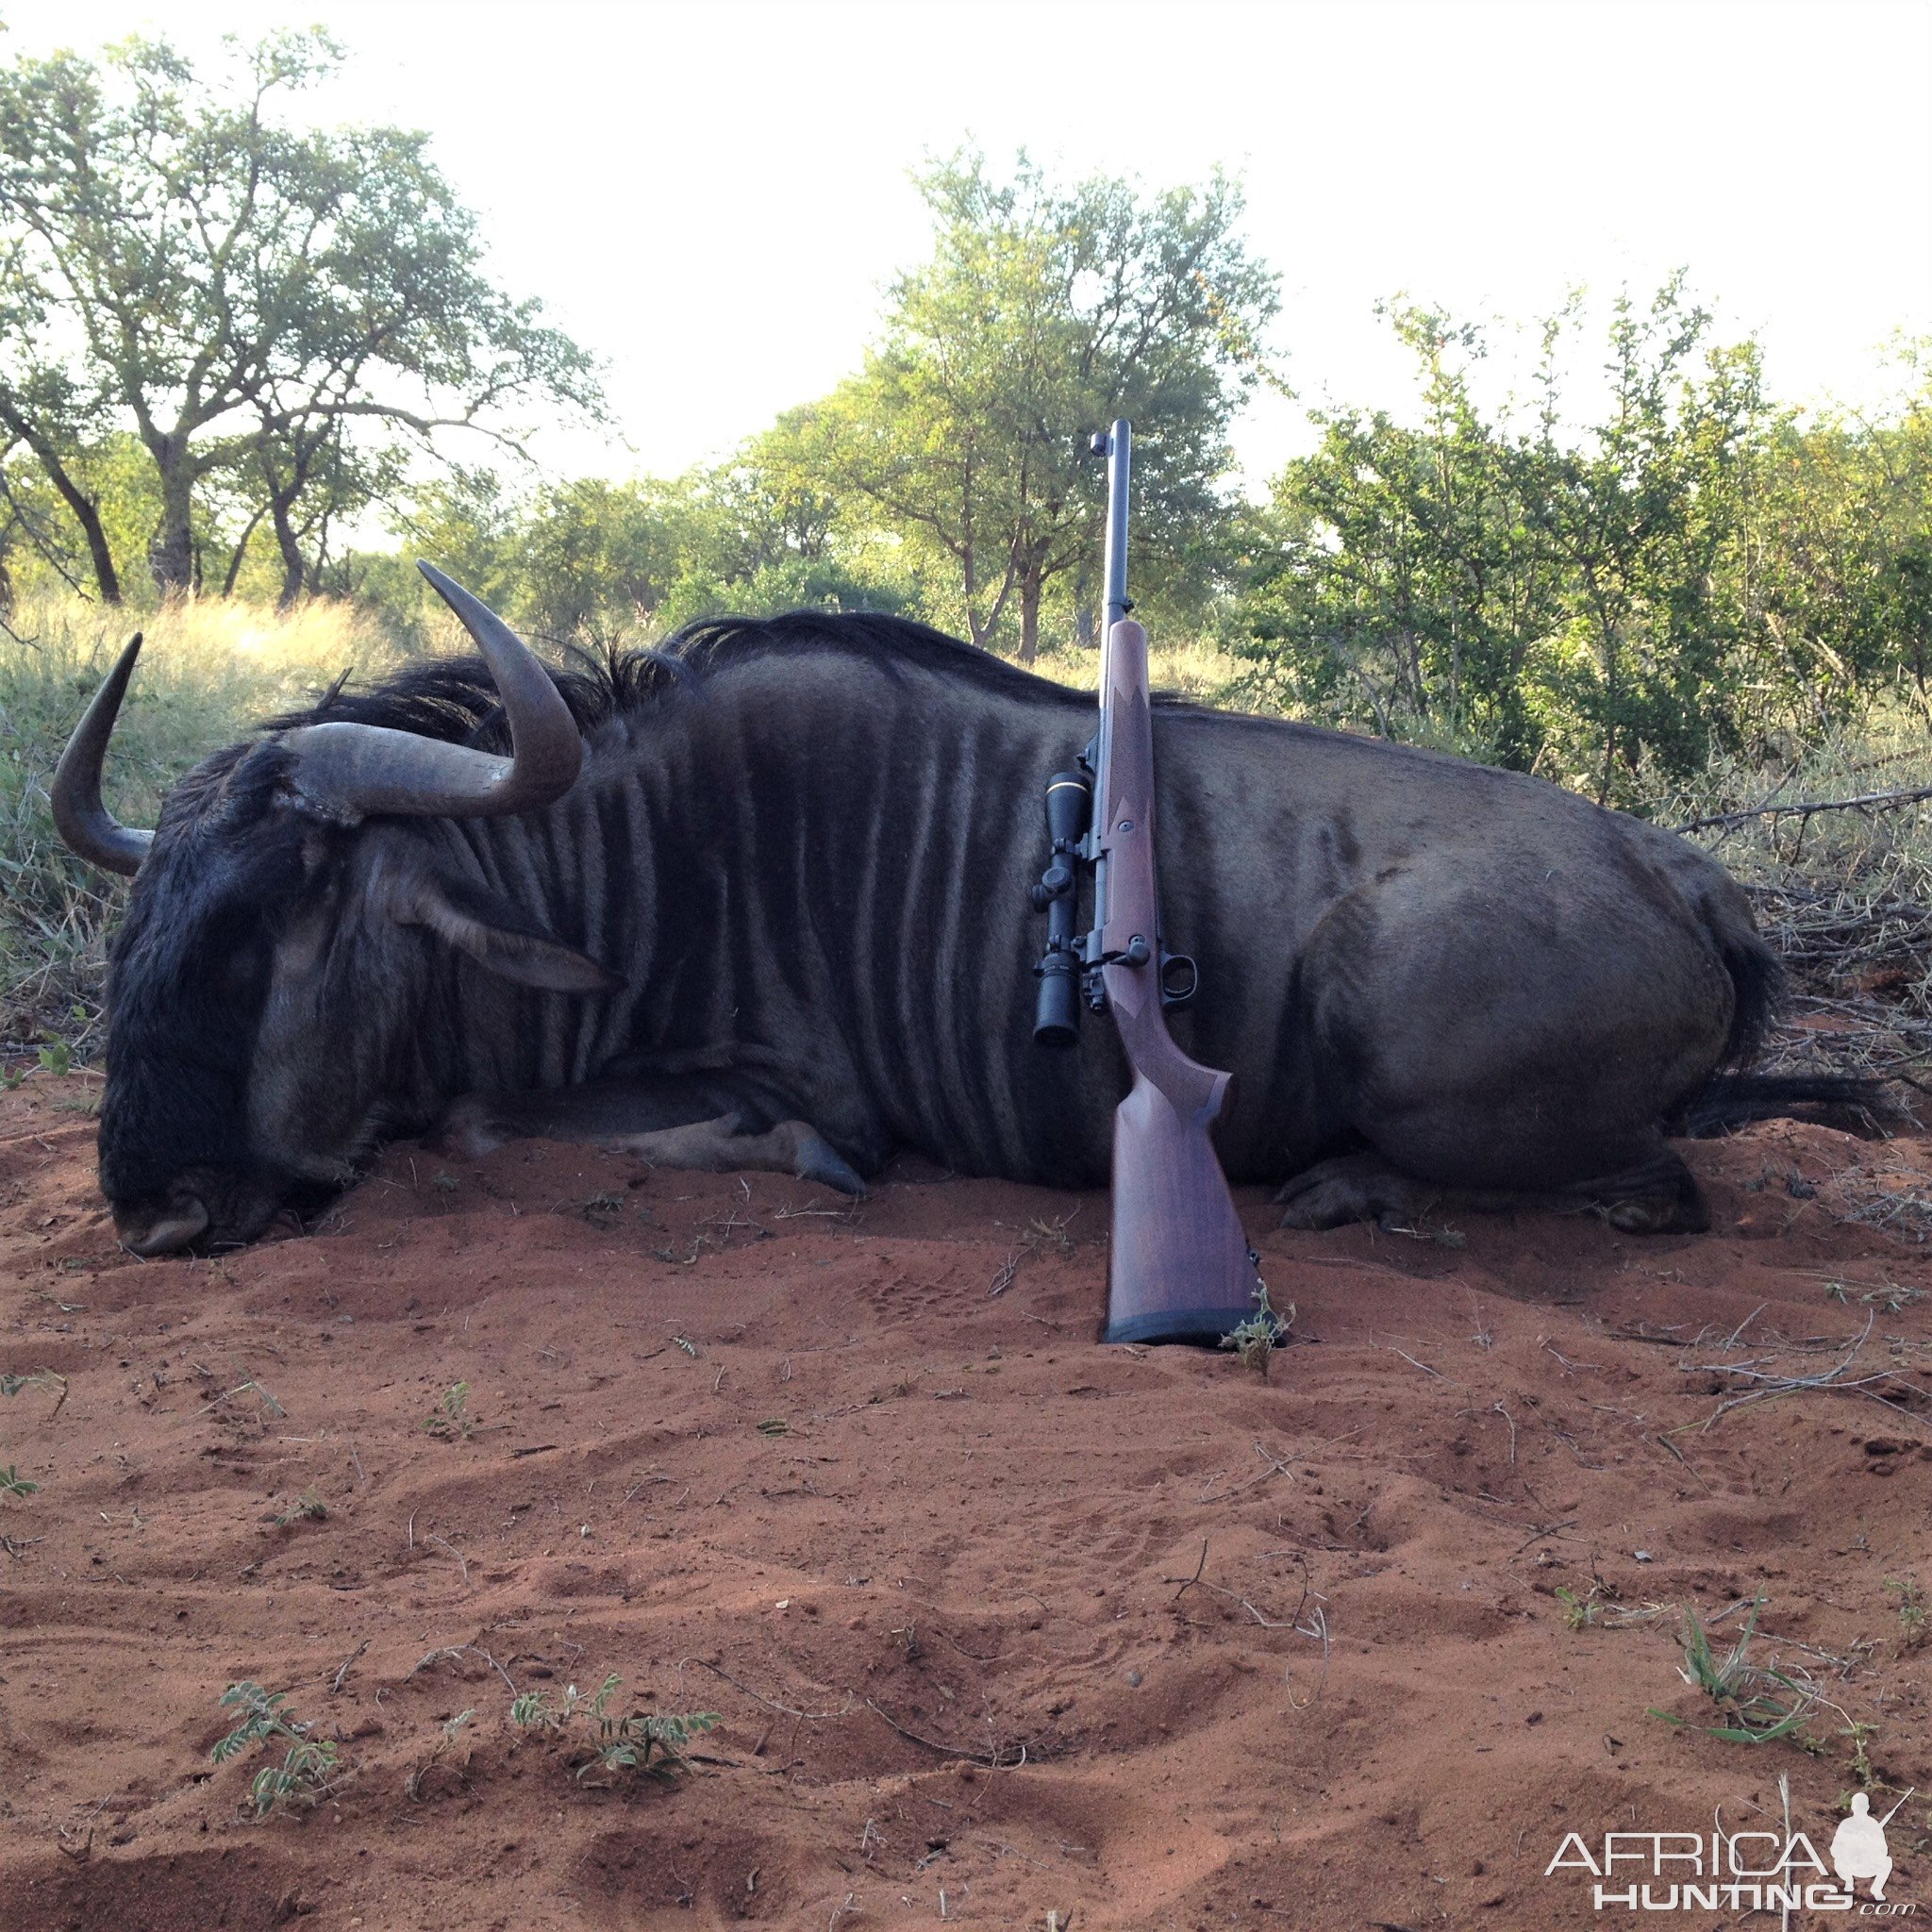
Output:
[{"xmin": 54, "ymin": 566, "xmax": 615, "ymax": 1256}]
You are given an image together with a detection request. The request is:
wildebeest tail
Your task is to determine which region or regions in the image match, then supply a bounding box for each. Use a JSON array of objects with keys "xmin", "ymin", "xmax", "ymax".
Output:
[
  {"xmin": 1671, "ymin": 1072, "xmax": 1885, "ymax": 1137},
  {"xmin": 1665, "ymin": 888, "xmax": 1883, "ymax": 1133},
  {"xmin": 1713, "ymin": 913, "xmax": 1783, "ymax": 1070}
]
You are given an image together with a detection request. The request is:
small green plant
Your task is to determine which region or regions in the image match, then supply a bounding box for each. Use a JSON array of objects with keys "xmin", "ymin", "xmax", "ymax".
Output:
[
  {"xmin": 425, "ymin": 1381, "xmax": 473, "ymax": 1440},
  {"xmin": 1841, "ymin": 1719, "xmax": 1881, "ymax": 1787},
  {"xmin": 211, "ymin": 1681, "xmax": 341, "ymax": 1817},
  {"xmin": 1, "ymin": 1465, "xmax": 39, "ymax": 1498},
  {"xmin": 1, "ymin": 1064, "xmax": 24, "ymax": 1091},
  {"xmin": 272, "ymin": 1491, "xmax": 327, "ymax": 1527},
  {"xmin": 202, "ymin": 1377, "xmax": 284, "ymax": 1422},
  {"xmin": 509, "ymin": 1672, "xmax": 720, "ymax": 1784},
  {"xmin": 1827, "ymin": 1279, "xmax": 1927, "ymax": 1313},
  {"xmin": 1556, "ymin": 1584, "xmax": 1603, "ymax": 1630},
  {"xmin": 36, "ymin": 1040, "xmax": 71, "ymax": 1077},
  {"xmin": 430, "ymin": 1172, "xmax": 459, "ymax": 1192},
  {"xmin": 1649, "ymin": 1603, "xmax": 1814, "ymax": 1744},
  {"xmin": 1, "ymin": 1369, "xmax": 67, "ymax": 1414},
  {"xmin": 1220, "ymin": 1278, "xmax": 1294, "ymax": 1377},
  {"xmin": 1886, "ymin": 1576, "xmax": 1927, "ymax": 1649}
]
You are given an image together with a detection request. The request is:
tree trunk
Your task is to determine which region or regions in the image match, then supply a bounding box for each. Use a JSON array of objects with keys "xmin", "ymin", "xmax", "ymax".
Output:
[
  {"xmin": 1019, "ymin": 567, "xmax": 1043, "ymax": 666},
  {"xmin": 0, "ymin": 397, "xmax": 122, "ymax": 602},
  {"xmin": 269, "ymin": 490, "xmax": 305, "ymax": 608},
  {"xmin": 57, "ymin": 473, "xmax": 121, "ymax": 605},
  {"xmin": 221, "ymin": 500, "xmax": 269, "ymax": 597},
  {"xmin": 147, "ymin": 435, "xmax": 196, "ymax": 595}
]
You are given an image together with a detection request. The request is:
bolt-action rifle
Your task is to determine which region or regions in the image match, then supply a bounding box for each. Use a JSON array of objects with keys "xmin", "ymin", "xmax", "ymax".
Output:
[{"xmin": 1030, "ymin": 420, "xmax": 1262, "ymax": 1344}]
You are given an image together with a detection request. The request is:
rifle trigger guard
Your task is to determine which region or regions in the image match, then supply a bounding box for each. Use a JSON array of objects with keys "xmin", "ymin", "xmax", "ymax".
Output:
[{"xmin": 1158, "ymin": 950, "xmax": 1199, "ymax": 1008}]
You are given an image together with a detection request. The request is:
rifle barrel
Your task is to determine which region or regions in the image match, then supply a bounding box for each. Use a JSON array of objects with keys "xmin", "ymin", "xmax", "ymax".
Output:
[{"xmin": 1100, "ymin": 419, "xmax": 1131, "ymax": 632}]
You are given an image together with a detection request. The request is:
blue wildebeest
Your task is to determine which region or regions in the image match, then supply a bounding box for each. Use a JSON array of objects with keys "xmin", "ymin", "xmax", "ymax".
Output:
[{"xmin": 55, "ymin": 567, "xmax": 1841, "ymax": 1257}]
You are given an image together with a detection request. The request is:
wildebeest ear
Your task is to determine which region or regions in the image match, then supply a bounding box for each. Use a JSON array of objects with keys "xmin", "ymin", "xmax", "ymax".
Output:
[{"xmin": 395, "ymin": 874, "xmax": 625, "ymax": 993}]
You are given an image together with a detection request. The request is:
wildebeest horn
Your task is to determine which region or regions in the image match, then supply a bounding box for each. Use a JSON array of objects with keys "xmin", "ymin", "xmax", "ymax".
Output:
[
  {"xmin": 51, "ymin": 633, "xmax": 154, "ymax": 877},
  {"xmin": 275, "ymin": 563, "xmax": 582, "ymax": 820}
]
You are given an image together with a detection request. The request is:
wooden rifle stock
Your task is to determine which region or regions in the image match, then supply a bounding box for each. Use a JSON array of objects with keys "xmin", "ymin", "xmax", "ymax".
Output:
[{"xmin": 1094, "ymin": 616, "xmax": 1259, "ymax": 1344}]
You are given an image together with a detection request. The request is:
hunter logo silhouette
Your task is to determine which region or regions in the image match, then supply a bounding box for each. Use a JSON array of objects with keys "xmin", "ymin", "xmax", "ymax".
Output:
[{"xmin": 1831, "ymin": 1788, "xmax": 1912, "ymax": 1901}]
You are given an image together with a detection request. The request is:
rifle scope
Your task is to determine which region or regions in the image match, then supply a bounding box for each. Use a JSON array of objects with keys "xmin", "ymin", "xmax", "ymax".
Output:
[{"xmin": 1030, "ymin": 769, "xmax": 1092, "ymax": 1047}]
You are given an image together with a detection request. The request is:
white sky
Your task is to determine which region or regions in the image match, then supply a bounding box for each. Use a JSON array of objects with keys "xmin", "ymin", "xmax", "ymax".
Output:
[{"xmin": 5, "ymin": 0, "xmax": 1930, "ymax": 490}]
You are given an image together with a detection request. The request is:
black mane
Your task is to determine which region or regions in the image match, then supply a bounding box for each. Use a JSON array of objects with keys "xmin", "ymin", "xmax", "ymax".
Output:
[{"xmin": 269, "ymin": 608, "xmax": 1087, "ymax": 753}]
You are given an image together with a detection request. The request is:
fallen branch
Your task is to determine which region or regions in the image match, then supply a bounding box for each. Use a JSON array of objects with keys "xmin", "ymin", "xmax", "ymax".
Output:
[
  {"xmin": 1674, "ymin": 1314, "xmax": 1927, "ymax": 1434},
  {"xmin": 679, "ymin": 1656, "xmax": 851, "ymax": 1721},
  {"xmin": 1678, "ymin": 785, "xmax": 1932, "ymax": 835},
  {"xmin": 405, "ymin": 1644, "xmax": 517, "ymax": 1696},
  {"xmin": 864, "ymin": 1696, "xmax": 1025, "ymax": 1768},
  {"xmin": 329, "ymin": 1639, "xmax": 370, "ymax": 1694}
]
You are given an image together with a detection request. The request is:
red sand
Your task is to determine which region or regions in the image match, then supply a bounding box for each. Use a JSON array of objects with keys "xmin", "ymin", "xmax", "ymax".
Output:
[{"xmin": 5, "ymin": 1074, "xmax": 1932, "ymax": 1931}]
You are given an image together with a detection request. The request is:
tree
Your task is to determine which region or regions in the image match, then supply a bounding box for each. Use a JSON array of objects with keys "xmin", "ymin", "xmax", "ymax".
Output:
[
  {"xmin": 220, "ymin": 420, "xmax": 408, "ymax": 604},
  {"xmin": 0, "ymin": 242, "xmax": 123, "ymax": 601},
  {"xmin": 1750, "ymin": 343, "xmax": 1932, "ymax": 724},
  {"xmin": 386, "ymin": 441, "xmax": 912, "ymax": 648},
  {"xmin": 1505, "ymin": 278, "xmax": 1774, "ymax": 799},
  {"xmin": 0, "ymin": 30, "xmax": 601, "ymax": 599},
  {"xmin": 1236, "ymin": 281, "xmax": 1793, "ymax": 799},
  {"xmin": 1233, "ymin": 304, "xmax": 1566, "ymax": 764},
  {"xmin": 813, "ymin": 151, "xmax": 1278, "ymax": 661}
]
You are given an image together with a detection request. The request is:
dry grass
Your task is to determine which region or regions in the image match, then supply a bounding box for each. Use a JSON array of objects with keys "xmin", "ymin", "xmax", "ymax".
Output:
[
  {"xmin": 1668, "ymin": 708, "xmax": 1932, "ymax": 1097},
  {"xmin": 1032, "ymin": 631, "xmax": 1242, "ymax": 707},
  {"xmin": 1659, "ymin": 708, "xmax": 1932, "ymax": 1238},
  {"xmin": 0, "ymin": 593, "xmax": 408, "ymax": 1050}
]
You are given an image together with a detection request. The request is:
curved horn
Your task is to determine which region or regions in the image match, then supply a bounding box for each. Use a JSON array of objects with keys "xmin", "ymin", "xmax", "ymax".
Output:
[
  {"xmin": 275, "ymin": 564, "xmax": 582, "ymax": 821},
  {"xmin": 52, "ymin": 634, "xmax": 154, "ymax": 876}
]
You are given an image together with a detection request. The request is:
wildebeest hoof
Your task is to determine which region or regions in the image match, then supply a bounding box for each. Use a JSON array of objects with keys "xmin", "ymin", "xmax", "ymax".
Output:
[
  {"xmin": 778, "ymin": 1122, "xmax": 868, "ymax": 1197},
  {"xmin": 1276, "ymin": 1154, "xmax": 1432, "ymax": 1230},
  {"xmin": 1604, "ymin": 1190, "xmax": 1709, "ymax": 1235},
  {"xmin": 433, "ymin": 1094, "xmax": 511, "ymax": 1158}
]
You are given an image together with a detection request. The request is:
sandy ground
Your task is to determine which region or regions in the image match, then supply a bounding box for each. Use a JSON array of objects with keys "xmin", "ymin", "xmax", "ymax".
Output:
[{"xmin": 5, "ymin": 1073, "xmax": 1932, "ymax": 1932}]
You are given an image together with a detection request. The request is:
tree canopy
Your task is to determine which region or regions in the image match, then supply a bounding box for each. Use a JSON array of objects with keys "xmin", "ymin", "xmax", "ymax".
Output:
[
  {"xmin": 0, "ymin": 28, "xmax": 601, "ymax": 601},
  {"xmin": 1231, "ymin": 287, "xmax": 1932, "ymax": 803},
  {"xmin": 803, "ymin": 151, "xmax": 1279, "ymax": 660}
]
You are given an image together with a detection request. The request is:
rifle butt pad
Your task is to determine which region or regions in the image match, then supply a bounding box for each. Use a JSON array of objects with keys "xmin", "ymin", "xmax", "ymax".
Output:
[{"xmin": 1104, "ymin": 1068, "xmax": 1258, "ymax": 1345}]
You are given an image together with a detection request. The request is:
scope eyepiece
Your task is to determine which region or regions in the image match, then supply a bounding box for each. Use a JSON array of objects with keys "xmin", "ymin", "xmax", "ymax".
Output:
[{"xmin": 1033, "ymin": 950, "xmax": 1082, "ymax": 1048}]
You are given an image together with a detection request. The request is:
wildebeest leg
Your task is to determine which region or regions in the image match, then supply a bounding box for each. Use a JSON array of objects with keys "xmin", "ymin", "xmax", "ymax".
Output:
[
  {"xmin": 1276, "ymin": 1144, "xmax": 1707, "ymax": 1234},
  {"xmin": 434, "ymin": 1078, "xmax": 868, "ymax": 1194},
  {"xmin": 598, "ymin": 1114, "xmax": 866, "ymax": 1194}
]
